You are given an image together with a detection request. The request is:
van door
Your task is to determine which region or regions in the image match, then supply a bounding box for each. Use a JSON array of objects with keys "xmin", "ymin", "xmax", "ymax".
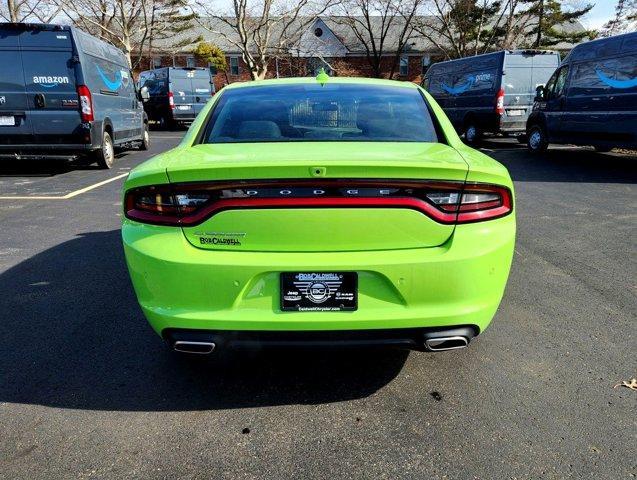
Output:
[
  {"xmin": 0, "ymin": 28, "xmax": 34, "ymax": 145},
  {"xmin": 543, "ymin": 66, "xmax": 569, "ymax": 141},
  {"xmin": 564, "ymin": 54, "xmax": 637, "ymax": 146},
  {"xmin": 190, "ymin": 73, "xmax": 213, "ymax": 116},
  {"xmin": 170, "ymin": 70, "xmax": 196, "ymax": 118},
  {"xmin": 20, "ymin": 29, "xmax": 81, "ymax": 145}
]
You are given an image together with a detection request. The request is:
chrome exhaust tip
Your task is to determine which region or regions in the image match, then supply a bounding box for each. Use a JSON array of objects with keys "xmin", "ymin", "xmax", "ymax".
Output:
[
  {"xmin": 424, "ymin": 336, "xmax": 469, "ymax": 352},
  {"xmin": 173, "ymin": 340, "xmax": 216, "ymax": 354}
]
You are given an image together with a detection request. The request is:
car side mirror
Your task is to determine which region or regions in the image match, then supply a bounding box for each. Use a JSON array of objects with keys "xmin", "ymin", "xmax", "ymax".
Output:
[{"xmin": 535, "ymin": 85, "xmax": 545, "ymax": 101}]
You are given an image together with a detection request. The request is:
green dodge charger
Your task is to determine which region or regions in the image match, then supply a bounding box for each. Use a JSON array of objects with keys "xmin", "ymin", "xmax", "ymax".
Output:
[{"xmin": 122, "ymin": 76, "xmax": 515, "ymax": 354}]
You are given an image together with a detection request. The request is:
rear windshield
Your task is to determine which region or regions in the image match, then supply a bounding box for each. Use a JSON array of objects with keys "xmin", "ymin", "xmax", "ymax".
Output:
[
  {"xmin": 504, "ymin": 66, "xmax": 556, "ymax": 95},
  {"xmin": 201, "ymin": 84, "xmax": 439, "ymax": 143}
]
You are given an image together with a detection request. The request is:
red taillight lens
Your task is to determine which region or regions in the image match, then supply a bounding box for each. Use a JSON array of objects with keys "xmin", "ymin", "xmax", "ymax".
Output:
[
  {"xmin": 495, "ymin": 88, "xmax": 505, "ymax": 115},
  {"xmin": 168, "ymin": 91, "xmax": 175, "ymax": 110},
  {"xmin": 426, "ymin": 184, "xmax": 512, "ymax": 223},
  {"xmin": 124, "ymin": 181, "xmax": 512, "ymax": 226},
  {"xmin": 77, "ymin": 85, "xmax": 94, "ymax": 122},
  {"xmin": 125, "ymin": 186, "xmax": 211, "ymax": 226}
]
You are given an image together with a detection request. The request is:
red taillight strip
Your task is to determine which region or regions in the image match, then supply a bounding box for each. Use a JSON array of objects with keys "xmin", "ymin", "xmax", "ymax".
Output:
[
  {"xmin": 124, "ymin": 180, "xmax": 513, "ymax": 226},
  {"xmin": 177, "ymin": 196, "xmax": 458, "ymax": 226}
]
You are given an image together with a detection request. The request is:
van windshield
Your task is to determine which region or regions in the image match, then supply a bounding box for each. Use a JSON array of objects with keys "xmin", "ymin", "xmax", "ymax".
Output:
[{"xmin": 202, "ymin": 84, "xmax": 439, "ymax": 143}]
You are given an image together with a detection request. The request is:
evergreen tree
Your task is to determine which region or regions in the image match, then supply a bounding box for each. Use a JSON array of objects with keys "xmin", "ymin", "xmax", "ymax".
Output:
[
  {"xmin": 516, "ymin": 0, "xmax": 593, "ymax": 48},
  {"xmin": 148, "ymin": 0, "xmax": 200, "ymax": 60}
]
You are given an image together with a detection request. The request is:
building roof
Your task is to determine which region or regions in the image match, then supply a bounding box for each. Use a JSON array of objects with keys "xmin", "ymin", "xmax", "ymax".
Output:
[{"xmin": 152, "ymin": 15, "xmax": 585, "ymax": 57}]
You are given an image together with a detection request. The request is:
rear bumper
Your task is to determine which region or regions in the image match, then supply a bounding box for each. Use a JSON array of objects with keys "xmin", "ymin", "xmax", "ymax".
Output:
[
  {"xmin": 122, "ymin": 214, "xmax": 515, "ymax": 336},
  {"xmin": 0, "ymin": 144, "xmax": 95, "ymax": 159},
  {"xmin": 163, "ymin": 326, "xmax": 478, "ymax": 352}
]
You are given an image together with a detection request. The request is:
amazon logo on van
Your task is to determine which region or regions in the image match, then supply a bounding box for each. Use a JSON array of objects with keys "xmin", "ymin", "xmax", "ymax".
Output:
[
  {"xmin": 595, "ymin": 68, "xmax": 637, "ymax": 89},
  {"xmin": 440, "ymin": 73, "xmax": 491, "ymax": 96},
  {"xmin": 33, "ymin": 76, "xmax": 70, "ymax": 88}
]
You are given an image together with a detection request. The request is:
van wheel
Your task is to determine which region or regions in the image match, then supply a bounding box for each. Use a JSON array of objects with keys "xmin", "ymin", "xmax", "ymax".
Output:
[
  {"xmin": 464, "ymin": 122, "xmax": 481, "ymax": 145},
  {"xmin": 527, "ymin": 125, "xmax": 548, "ymax": 153},
  {"xmin": 95, "ymin": 131, "xmax": 115, "ymax": 169},
  {"xmin": 139, "ymin": 123, "xmax": 150, "ymax": 150},
  {"xmin": 159, "ymin": 115, "xmax": 174, "ymax": 131}
]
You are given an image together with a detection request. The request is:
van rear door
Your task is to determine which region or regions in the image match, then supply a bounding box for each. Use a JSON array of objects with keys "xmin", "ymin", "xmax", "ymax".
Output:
[
  {"xmin": 170, "ymin": 69, "xmax": 196, "ymax": 117},
  {"xmin": 19, "ymin": 28, "xmax": 82, "ymax": 145},
  {"xmin": 170, "ymin": 69, "xmax": 212, "ymax": 118},
  {"xmin": 0, "ymin": 26, "xmax": 34, "ymax": 145},
  {"xmin": 502, "ymin": 52, "xmax": 559, "ymax": 126},
  {"xmin": 190, "ymin": 73, "xmax": 213, "ymax": 115}
]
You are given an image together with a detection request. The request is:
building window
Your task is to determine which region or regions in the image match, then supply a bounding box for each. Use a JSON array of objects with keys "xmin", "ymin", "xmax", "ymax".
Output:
[
  {"xmin": 151, "ymin": 57, "xmax": 161, "ymax": 69},
  {"xmin": 209, "ymin": 63, "xmax": 218, "ymax": 76},
  {"xmin": 230, "ymin": 57, "xmax": 239, "ymax": 75},
  {"xmin": 399, "ymin": 56, "xmax": 409, "ymax": 76},
  {"xmin": 186, "ymin": 56, "xmax": 196, "ymax": 68},
  {"xmin": 421, "ymin": 55, "xmax": 431, "ymax": 75}
]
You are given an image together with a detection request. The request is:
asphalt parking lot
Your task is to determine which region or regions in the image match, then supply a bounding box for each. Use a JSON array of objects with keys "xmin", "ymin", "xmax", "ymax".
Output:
[{"xmin": 0, "ymin": 132, "xmax": 635, "ymax": 479}]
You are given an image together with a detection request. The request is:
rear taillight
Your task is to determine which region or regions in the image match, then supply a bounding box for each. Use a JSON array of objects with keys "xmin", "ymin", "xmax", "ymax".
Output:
[
  {"xmin": 168, "ymin": 91, "xmax": 175, "ymax": 110},
  {"xmin": 124, "ymin": 181, "xmax": 512, "ymax": 226},
  {"xmin": 495, "ymin": 88, "xmax": 505, "ymax": 115},
  {"xmin": 426, "ymin": 184, "xmax": 512, "ymax": 223},
  {"xmin": 77, "ymin": 85, "xmax": 94, "ymax": 122}
]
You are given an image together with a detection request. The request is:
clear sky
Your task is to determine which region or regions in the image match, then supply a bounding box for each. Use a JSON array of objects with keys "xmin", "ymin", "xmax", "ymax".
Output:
[{"xmin": 584, "ymin": 1, "xmax": 617, "ymax": 29}]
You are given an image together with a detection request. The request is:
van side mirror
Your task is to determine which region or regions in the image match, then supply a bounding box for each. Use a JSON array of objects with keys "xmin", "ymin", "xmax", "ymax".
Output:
[
  {"xmin": 139, "ymin": 86, "xmax": 150, "ymax": 101},
  {"xmin": 535, "ymin": 85, "xmax": 545, "ymax": 101}
]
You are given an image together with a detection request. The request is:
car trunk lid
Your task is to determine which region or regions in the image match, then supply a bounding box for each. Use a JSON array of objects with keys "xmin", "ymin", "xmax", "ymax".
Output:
[{"xmin": 167, "ymin": 142, "xmax": 468, "ymax": 252}]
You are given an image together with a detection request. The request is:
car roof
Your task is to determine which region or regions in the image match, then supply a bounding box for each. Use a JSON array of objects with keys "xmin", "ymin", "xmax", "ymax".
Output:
[{"xmin": 222, "ymin": 76, "xmax": 420, "ymax": 91}]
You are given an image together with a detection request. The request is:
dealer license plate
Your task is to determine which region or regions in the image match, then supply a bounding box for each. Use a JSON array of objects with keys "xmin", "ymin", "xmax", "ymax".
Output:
[{"xmin": 281, "ymin": 272, "xmax": 358, "ymax": 312}]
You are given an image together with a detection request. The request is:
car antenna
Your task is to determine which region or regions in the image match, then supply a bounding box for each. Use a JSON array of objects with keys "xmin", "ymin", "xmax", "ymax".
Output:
[{"xmin": 316, "ymin": 68, "xmax": 329, "ymax": 86}]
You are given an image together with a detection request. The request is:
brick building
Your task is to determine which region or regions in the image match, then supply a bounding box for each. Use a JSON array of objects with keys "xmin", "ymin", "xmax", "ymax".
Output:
[{"xmin": 140, "ymin": 16, "xmax": 443, "ymax": 90}]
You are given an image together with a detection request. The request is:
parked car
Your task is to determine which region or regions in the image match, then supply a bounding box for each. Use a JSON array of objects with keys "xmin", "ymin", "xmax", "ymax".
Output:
[
  {"xmin": 423, "ymin": 50, "xmax": 560, "ymax": 144},
  {"xmin": 527, "ymin": 31, "xmax": 637, "ymax": 153},
  {"xmin": 122, "ymin": 77, "xmax": 515, "ymax": 354},
  {"xmin": 0, "ymin": 23, "xmax": 148, "ymax": 169},
  {"xmin": 137, "ymin": 67, "xmax": 214, "ymax": 128}
]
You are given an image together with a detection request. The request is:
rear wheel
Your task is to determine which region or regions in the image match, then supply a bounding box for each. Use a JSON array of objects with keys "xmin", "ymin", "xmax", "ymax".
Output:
[
  {"xmin": 95, "ymin": 131, "xmax": 115, "ymax": 169},
  {"xmin": 159, "ymin": 114, "xmax": 175, "ymax": 131},
  {"xmin": 527, "ymin": 125, "xmax": 548, "ymax": 153},
  {"xmin": 139, "ymin": 123, "xmax": 150, "ymax": 150},
  {"xmin": 464, "ymin": 121, "xmax": 481, "ymax": 145}
]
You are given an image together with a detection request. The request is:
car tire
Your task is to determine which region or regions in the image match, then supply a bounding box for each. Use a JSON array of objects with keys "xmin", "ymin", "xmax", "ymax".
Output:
[
  {"xmin": 139, "ymin": 123, "xmax": 150, "ymax": 150},
  {"xmin": 464, "ymin": 121, "xmax": 481, "ymax": 145},
  {"xmin": 95, "ymin": 131, "xmax": 115, "ymax": 169},
  {"xmin": 527, "ymin": 125, "xmax": 548, "ymax": 153}
]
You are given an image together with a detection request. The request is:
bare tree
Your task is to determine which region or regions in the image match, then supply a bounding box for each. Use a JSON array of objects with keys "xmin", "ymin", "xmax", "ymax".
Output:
[
  {"xmin": 334, "ymin": 0, "xmax": 424, "ymax": 79},
  {"xmin": 60, "ymin": 0, "xmax": 192, "ymax": 68},
  {"xmin": 1, "ymin": 0, "xmax": 62, "ymax": 22},
  {"xmin": 413, "ymin": 0, "xmax": 503, "ymax": 60},
  {"xmin": 59, "ymin": 0, "xmax": 150, "ymax": 67},
  {"xmin": 192, "ymin": 0, "xmax": 339, "ymax": 81}
]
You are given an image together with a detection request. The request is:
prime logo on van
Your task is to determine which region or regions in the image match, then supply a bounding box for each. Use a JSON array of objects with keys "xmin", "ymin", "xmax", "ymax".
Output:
[
  {"xmin": 595, "ymin": 68, "xmax": 637, "ymax": 89},
  {"xmin": 32, "ymin": 76, "xmax": 70, "ymax": 88}
]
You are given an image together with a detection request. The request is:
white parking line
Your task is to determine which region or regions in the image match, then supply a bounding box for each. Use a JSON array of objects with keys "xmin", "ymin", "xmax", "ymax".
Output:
[{"xmin": 0, "ymin": 173, "xmax": 128, "ymax": 200}]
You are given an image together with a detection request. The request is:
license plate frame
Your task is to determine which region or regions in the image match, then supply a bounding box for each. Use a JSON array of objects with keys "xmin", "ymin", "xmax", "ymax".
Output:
[
  {"xmin": 507, "ymin": 109, "xmax": 524, "ymax": 117},
  {"xmin": 0, "ymin": 116, "xmax": 15, "ymax": 126},
  {"xmin": 177, "ymin": 105, "xmax": 191, "ymax": 111},
  {"xmin": 280, "ymin": 272, "xmax": 358, "ymax": 312}
]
